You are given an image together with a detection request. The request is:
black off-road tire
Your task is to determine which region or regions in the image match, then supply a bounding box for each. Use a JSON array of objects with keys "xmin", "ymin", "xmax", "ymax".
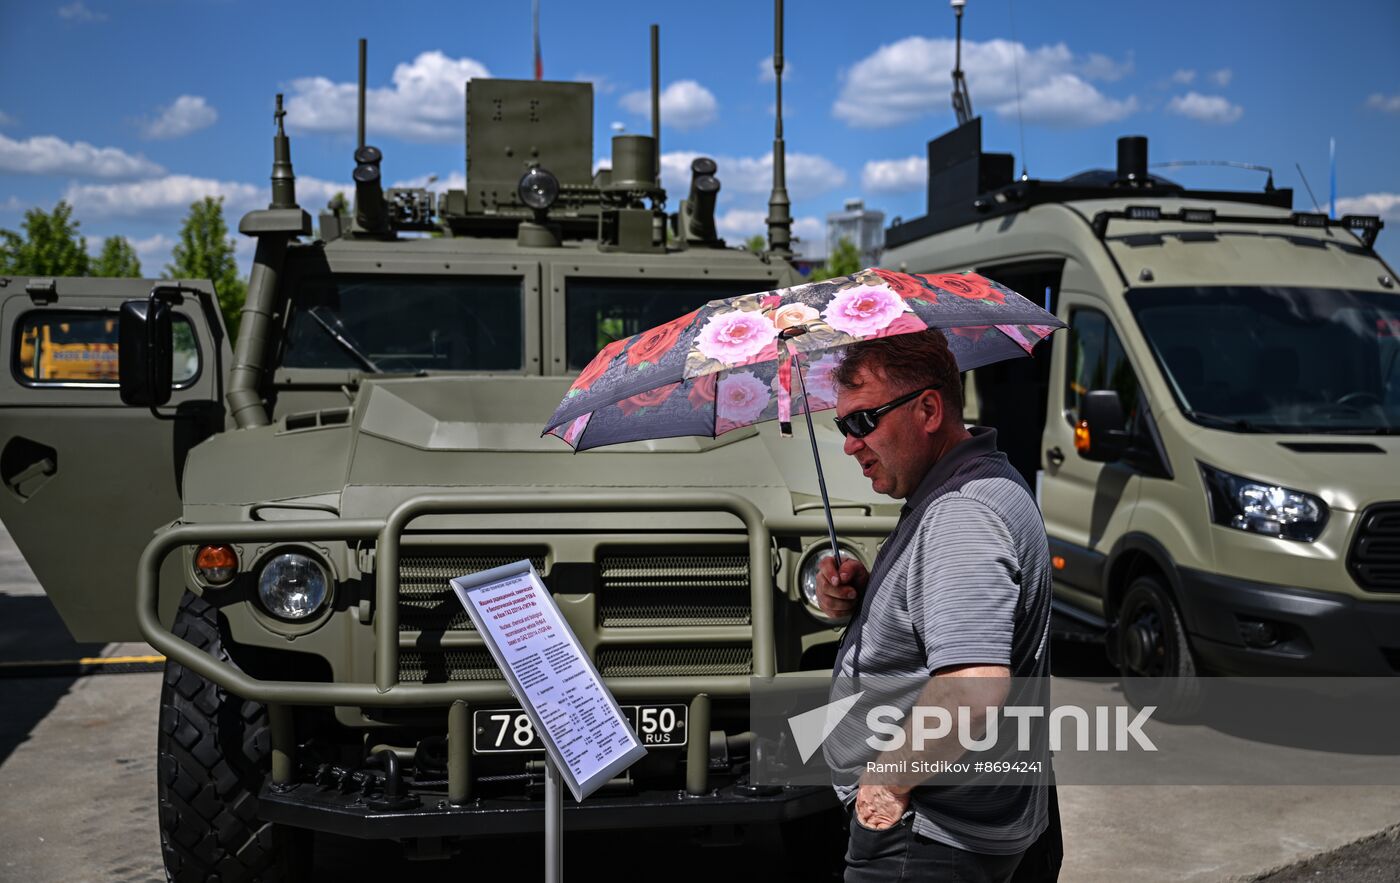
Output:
[
  {"xmin": 157, "ymin": 592, "xmax": 309, "ymax": 882},
  {"xmin": 1115, "ymin": 573, "xmax": 1203, "ymax": 720}
]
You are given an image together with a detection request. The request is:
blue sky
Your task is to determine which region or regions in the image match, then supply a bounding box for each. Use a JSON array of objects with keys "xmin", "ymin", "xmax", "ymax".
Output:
[{"xmin": 2, "ymin": 0, "xmax": 1398, "ymax": 274}]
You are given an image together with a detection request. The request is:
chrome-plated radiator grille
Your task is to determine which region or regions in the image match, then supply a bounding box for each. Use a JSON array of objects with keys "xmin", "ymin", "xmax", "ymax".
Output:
[{"xmin": 597, "ymin": 553, "xmax": 751, "ymax": 627}]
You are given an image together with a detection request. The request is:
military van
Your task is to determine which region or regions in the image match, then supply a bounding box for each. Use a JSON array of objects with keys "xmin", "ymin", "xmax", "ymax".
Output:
[
  {"xmin": 0, "ymin": 38, "xmax": 885, "ymax": 878},
  {"xmin": 882, "ymin": 117, "xmax": 1400, "ymax": 709}
]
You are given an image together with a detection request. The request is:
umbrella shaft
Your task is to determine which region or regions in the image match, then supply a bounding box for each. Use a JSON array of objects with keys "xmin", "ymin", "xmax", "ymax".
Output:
[{"xmin": 792, "ymin": 352, "xmax": 843, "ymax": 568}]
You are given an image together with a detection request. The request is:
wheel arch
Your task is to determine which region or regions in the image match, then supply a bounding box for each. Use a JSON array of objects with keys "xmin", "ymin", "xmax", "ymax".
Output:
[{"xmin": 1103, "ymin": 532, "xmax": 1185, "ymax": 623}]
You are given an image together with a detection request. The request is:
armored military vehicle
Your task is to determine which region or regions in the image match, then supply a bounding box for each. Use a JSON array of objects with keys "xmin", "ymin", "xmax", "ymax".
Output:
[
  {"xmin": 884, "ymin": 2, "xmax": 1399, "ymax": 714},
  {"xmin": 0, "ymin": 28, "xmax": 884, "ymax": 880}
]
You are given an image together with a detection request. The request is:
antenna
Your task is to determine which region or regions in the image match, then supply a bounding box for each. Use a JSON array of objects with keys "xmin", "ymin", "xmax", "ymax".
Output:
[
  {"xmin": 950, "ymin": 0, "xmax": 973, "ymax": 126},
  {"xmin": 357, "ymin": 38, "xmax": 367, "ymax": 150},
  {"xmin": 1007, "ymin": 0, "xmax": 1028, "ymax": 179},
  {"xmin": 766, "ymin": 0, "xmax": 792, "ymax": 260},
  {"xmin": 1295, "ymin": 162, "xmax": 1323, "ymax": 214},
  {"xmin": 651, "ymin": 24, "xmax": 661, "ymax": 188}
]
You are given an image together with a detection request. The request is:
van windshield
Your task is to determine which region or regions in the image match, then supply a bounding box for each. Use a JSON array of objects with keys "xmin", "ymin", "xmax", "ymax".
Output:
[{"xmin": 1128, "ymin": 286, "xmax": 1400, "ymax": 434}]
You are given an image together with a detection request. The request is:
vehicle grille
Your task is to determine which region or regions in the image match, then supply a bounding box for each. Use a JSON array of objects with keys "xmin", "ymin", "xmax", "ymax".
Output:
[
  {"xmin": 398, "ymin": 649, "xmax": 504, "ymax": 683},
  {"xmin": 1349, "ymin": 503, "xmax": 1400, "ymax": 593},
  {"xmin": 397, "ymin": 552, "xmax": 546, "ymax": 632},
  {"xmin": 597, "ymin": 553, "xmax": 751, "ymax": 627},
  {"xmin": 596, "ymin": 646, "xmax": 753, "ymax": 678}
]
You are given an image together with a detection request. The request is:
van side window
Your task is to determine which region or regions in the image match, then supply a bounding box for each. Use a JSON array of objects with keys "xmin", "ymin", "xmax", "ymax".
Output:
[
  {"xmin": 1065, "ymin": 308, "xmax": 1140, "ymax": 426},
  {"xmin": 15, "ymin": 310, "xmax": 200, "ymax": 387}
]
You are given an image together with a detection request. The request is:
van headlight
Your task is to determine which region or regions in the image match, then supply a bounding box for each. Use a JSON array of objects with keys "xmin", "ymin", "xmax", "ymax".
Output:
[
  {"xmin": 798, "ymin": 541, "xmax": 862, "ymax": 624},
  {"xmin": 257, "ymin": 552, "xmax": 330, "ymax": 620},
  {"xmin": 1200, "ymin": 463, "xmax": 1328, "ymax": 542}
]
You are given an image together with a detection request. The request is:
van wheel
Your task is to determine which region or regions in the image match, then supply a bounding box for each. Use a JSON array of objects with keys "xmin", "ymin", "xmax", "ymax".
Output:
[
  {"xmin": 1115, "ymin": 574, "xmax": 1202, "ymax": 720},
  {"xmin": 157, "ymin": 592, "xmax": 310, "ymax": 882}
]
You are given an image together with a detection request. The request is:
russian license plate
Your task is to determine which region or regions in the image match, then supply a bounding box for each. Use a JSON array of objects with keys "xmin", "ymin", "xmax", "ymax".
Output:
[{"xmin": 473, "ymin": 704, "xmax": 688, "ymax": 753}]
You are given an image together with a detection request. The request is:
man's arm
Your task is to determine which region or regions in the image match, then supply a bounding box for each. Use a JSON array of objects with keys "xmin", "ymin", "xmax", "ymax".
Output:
[{"xmin": 855, "ymin": 664, "xmax": 1011, "ymax": 828}]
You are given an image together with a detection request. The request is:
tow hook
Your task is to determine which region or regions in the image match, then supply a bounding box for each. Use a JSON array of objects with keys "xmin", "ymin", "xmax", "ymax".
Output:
[{"xmin": 363, "ymin": 748, "xmax": 420, "ymax": 811}]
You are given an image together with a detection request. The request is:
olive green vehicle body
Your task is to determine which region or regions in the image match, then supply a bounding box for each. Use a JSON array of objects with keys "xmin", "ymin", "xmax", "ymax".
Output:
[
  {"xmin": 883, "ymin": 123, "xmax": 1400, "ymax": 677},
  {"xmin": 1, "ymin": 78, "xmax": 892, "ymax": 839}
]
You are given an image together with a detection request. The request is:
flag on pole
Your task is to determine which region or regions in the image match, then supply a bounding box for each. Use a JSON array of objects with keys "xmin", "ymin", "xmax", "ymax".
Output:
[{"xmin": 533, "ymin": 0, "xmax": 543, "ymax": 80}]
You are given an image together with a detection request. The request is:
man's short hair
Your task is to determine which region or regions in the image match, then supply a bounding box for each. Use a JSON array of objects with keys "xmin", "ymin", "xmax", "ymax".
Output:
[{"xmin": 833, "ymin": 329, "xmax": 964, "ymax": 418}]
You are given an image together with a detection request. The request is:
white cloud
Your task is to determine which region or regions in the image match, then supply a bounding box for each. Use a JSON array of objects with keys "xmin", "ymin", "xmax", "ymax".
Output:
[
  {"xmin": 0, "ymin": 133, "xmax": 164, "ymax": 179},
  {"xmin": 715, "ymin": 210, "xmax": 824, "ymax": 258},
  {"xmin": 296, "ymin": 175, "xmax": 356, "ymax": 211},
  {"xmin": 574, "ymin": 73, "xmax": 616, "ymax": 95},
  {"xmin": 285, "ymin": 51, "xmax": 490, "ymax": 143},
  {"xmin": 58, "ymin": 2, "xmax": 106, "ymax": 22},
  {"xmin": 758, "ymin": 55, "xmax": 794, "ymax": 83},
  {"xmin": 141, "ymin": 95, "xmax": 218, "ymax": 140},
  {"xmin": 833, "ymin": 37, "xmax": 1137, "ymax": 128},
  {"xmin": 63, "ymin": 175, "xmax": 262, "ymax": 218},
  {"xmin": 1080, "ymin": 52, "xmax": 1133, "ymax": 82},
  {"xmin": 1366, "ymin": 93, "xmax": 1400, "ymax": 114},
  {"xmin": 621, "ymin": 80, "xmax": 718, "ymax": 130},
  {"xmin": 1209, "ymin": 68, "xmax": 1233, "ymax": 87},
  {"xmin": 1167, "ymin": 92, "xmax": 1243, "ymax": 124},
  {"xmin": 659, "ymin": 150, "xmax": 845, "ymax": 201},
  {"xmin": 862, "ymin": 156, "xmax": 928, "ymax": 195},
  {"xmin": 1334, "ymin": 193, "xmax": 1400, "ymax": 220},
  {"xmin": 1169, "ymin": 69, "xmax": 1196, "ymax": 85}
]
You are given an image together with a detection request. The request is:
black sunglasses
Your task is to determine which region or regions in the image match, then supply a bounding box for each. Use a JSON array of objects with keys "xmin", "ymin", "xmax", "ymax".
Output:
[{"xmin": 832, "ymin": 385, "xmax": 941, "ymax": 439}]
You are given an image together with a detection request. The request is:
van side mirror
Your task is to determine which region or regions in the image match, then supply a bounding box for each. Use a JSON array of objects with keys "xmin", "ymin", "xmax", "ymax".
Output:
[
  {"xmin": 119, "ymin": 297, "xmax": 173, "ymax": 406},
  {"xmin": 1076, "ymin": 389, "xmax": 1130, "ymax": 462}
]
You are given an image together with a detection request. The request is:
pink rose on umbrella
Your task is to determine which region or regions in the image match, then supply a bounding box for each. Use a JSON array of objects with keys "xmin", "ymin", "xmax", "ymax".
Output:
[
  {"xmin": 822, "ymin": 286, "xmax": 907, "ymax": 337},
  {"xmin": 696, "ymin": 310, "xmax": 777, "ymax": 366},
  {"xmin": 799, "ymin": 353, "xmax": 844, "ymax": 410},
  {"xmin": 716, "ymin": 371, "xmax": 772, "ymax": 431},
  {"xmin": 772, "ymin": 302, "xmax": 820, "ymax": 331}
]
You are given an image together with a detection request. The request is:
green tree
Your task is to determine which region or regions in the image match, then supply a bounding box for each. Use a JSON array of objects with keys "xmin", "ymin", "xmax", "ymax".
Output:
[
  {"xmin": 93, "ymin": 235, "xmax": 142, "ymax": 277},
  {"xmin": 167, "ymin": 196, "xmax": 246, "ymax": 339},
  {"xmin": 745, "ymin": 234, "xmax": 766, "ymax": 253},
  {"xmin": 0, "ymin": 201, "xmax": 90, "ymax": 276},
  {"xmin": 807, "ymin": 237, "xmax": 861, "ymax": 281}
]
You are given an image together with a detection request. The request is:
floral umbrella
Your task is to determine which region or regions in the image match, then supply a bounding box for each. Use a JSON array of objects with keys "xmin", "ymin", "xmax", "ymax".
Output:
[
  {"xmin": 544, "ymin": 268, "xmax": 1064, "ymax": 451},
  {"xmin": 543, "ymin": 268, "xmax": 1064, "ymax": 563}
]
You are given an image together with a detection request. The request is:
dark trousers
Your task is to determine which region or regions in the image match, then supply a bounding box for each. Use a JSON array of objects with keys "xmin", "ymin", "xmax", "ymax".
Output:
[{"xmin": 844, "ymin": 786, "xmax": 1062, "ymax": 882}]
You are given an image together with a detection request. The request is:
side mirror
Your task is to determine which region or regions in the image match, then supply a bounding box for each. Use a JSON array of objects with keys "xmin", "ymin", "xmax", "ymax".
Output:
[
  {"xmin": 119, "ymin": 297, "xmax": 173, "ymax": 407},
  {"xmin": 1076, "ymin": 389, "xmax": 1130, "ymax": 462}
]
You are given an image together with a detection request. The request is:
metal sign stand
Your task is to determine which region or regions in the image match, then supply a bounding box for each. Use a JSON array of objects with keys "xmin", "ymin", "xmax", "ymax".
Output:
[{"xmin": 545, "ymin": 755, "xmax": 563, "ymax": 882}]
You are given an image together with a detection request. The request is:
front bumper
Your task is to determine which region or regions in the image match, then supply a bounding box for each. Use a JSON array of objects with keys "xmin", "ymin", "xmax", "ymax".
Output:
[
  {"xmin": 1176, "ymin": 566, "xmax": 1400, "ymax": 675},
  {"xmin": 260, "ymin": 780, "xmax": 837, "ymax": 839}
]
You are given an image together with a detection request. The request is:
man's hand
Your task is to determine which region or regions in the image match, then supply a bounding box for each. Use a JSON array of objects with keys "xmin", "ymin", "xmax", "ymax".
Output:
[
  {"xmin": 816, "ymin": 554, "xmax": 870, "ymax": 621},
  {"xmin": 855, "ymin": 783, "xmax": 910, "ymax": 830}
]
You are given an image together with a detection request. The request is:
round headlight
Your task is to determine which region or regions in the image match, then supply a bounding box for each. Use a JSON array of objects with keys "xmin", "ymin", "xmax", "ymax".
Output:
[
  {"xmin": 257, "ymin": 553, "xmax": 329, "ymax": 620},
  {"xmin": 798, "ymin": 542, "xmax": 860, "ymax": 624},
  {"xmin": 518, "ymin": 166, "xmax": 560, "ymax": 210}
]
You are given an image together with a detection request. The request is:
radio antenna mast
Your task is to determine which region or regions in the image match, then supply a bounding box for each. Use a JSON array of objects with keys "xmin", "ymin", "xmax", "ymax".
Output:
[{"xmin": 951, "ymin": 0, "xmax": 973, "ymax": 126}]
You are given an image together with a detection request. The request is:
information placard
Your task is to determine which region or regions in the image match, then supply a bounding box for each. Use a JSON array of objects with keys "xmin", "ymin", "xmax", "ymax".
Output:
[{"xmin": 450, "ymin": 560, "xmax": 647, "ymax": 801}]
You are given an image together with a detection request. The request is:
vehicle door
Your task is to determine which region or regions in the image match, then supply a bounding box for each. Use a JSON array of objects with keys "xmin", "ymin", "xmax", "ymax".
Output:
[
  {"xmin": 1039, "ymin": 293, "xmax": 1146, "ymax": 614},
  {"xmin": 0, "ymin": 276, "xmax": 230, "ymax": 641}
]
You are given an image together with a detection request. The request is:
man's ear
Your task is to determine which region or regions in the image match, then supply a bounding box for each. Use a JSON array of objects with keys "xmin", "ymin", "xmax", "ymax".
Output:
[{"xmin": 919, "ymin": 389, "xmax": 944, "ymax": 434}]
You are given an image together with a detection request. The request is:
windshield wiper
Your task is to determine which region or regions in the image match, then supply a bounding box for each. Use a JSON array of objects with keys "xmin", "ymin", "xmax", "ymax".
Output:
[
  {"xmin": 307, "ymin": 307, "xmax": 381, "ymax": 373},
  {"xmin": 1183, "ymin": 410, "xmax": 1271, "ymax": 432}
]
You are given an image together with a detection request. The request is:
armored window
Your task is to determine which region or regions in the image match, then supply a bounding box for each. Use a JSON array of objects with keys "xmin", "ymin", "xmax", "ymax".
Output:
[
  {"xmin": 283, "ymin": 275, "xmax": 525, "ymax": 372},
  {"xmin": 14, "ymin": 309, "xmax": 200, "ymax": 387},
  {"xmin": 564, "ymin": 278, "xmax": 771, "ymax": 371},
  {"xmin": 1064, "ymin": 308, "xmax": 1141, "ymax": 428}
]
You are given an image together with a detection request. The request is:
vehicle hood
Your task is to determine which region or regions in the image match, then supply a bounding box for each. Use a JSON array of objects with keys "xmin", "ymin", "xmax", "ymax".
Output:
[
  {"xmin": 1178, "ymin": 420, "xmax": 1400, "ymax": 511},
  {"xmin": 183, "ymin": 376, "xmax": 888, "ymax": 520}
]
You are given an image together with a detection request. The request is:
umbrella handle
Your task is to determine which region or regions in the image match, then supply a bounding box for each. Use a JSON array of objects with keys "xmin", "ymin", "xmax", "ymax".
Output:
[{"xmin": 790, "ymin": 348, "xmax": 843, "ymax": 570}]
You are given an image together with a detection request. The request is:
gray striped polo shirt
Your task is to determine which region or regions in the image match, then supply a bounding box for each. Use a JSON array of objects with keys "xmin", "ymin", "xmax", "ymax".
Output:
[{"xmin": 828, "ymin": 426, "xmax": 1053, "ymax": 855}]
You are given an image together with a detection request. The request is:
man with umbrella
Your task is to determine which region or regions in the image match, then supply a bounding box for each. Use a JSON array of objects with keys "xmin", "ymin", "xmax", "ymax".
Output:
[{"xmin": 817, "ymin": 328, "xmax": 1062, "ymax": 882}]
